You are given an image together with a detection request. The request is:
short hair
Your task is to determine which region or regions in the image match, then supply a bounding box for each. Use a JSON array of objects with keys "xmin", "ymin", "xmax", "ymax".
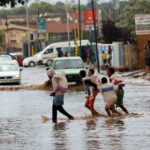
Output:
[
  {"xmin": 101, "ymin": 77, "xmax": 107, "ymax": 84},
  {"xmin": 89, "ymin": 69, "xmax": 94, "ymax": 75},
  {"xmin": 107, "ymin": 67, "xmax": 115, "ymax": 74},
  {"xmin": 80, "ymin": 70, "xmax": 86, "ymax": 78}
]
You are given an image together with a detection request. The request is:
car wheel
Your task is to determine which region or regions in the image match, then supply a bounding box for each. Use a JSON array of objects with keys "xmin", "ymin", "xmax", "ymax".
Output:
[
  {"xmin": 46, "ymin": 60, "xmax": 53, "ymax": 66},
  {"xmin": 28, "ymin": 61, "xmax": 35, "ymax": 67}
]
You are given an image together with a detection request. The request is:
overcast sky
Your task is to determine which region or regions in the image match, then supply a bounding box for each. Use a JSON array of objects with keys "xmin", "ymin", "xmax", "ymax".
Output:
[{"xmin": 28, "ymin": 0, "xmax": 110, "ymax": 5}]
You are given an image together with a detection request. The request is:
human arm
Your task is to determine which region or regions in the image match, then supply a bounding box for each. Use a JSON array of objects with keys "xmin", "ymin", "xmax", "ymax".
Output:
[{"xmin": 50, "ymin": 77, "xmax": 59, "ymax": 96}]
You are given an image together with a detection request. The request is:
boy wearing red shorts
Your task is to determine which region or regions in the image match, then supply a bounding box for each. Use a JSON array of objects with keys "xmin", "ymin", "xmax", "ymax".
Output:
[{"xmin": 80, "ymin": 69, "xmax": 99, "ymax": 115}]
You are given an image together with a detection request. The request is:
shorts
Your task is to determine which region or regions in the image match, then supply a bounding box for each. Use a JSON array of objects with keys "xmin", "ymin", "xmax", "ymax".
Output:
[
  {"xmin": 53, "ymin": 95, "xmax": 64, "ymax": 106},
  {"xmin": 116, "ymin": 88, "xmax": 124, "ymax": 107}
]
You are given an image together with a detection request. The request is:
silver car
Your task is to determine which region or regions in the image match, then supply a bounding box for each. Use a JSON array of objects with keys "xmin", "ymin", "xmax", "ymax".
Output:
[
  {"xmin": 0, "ymin": 61, "xmax": 22, "ymax": 85},
  {"xmin": 0, "ymin": 55, "xmax": 12, "ymax": 61}
]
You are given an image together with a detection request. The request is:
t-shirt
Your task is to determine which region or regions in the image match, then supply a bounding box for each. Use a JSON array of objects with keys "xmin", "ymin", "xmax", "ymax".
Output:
[
  {"xmin": 102, "ymin": 53, "xmax": 107, "ymax": 60},
  {"xmin": 110, "ymin": 73, "xmax": 125, "ymax": 90}
]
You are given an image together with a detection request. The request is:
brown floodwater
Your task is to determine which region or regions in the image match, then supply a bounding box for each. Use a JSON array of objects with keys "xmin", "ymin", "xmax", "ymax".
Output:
[{"xmin": 0, "ymin": 85, "xmax": 150, "ymax": 150}]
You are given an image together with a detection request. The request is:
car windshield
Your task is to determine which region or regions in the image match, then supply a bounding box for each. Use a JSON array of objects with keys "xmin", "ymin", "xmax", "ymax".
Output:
[
  {"xmin": 0, "ymin": 56, "xmax": 12, "ymax": 61},
  {"xmin": 53, "ymin": 59, "xmax": 84, "ymax": 70},
  {"xmin": 0, "ymin": 64, "xmax": 18, "ymax": 72}
]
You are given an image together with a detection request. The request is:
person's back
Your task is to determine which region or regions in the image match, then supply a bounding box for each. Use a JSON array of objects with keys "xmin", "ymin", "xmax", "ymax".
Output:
[
  {"xmin": 100, "ymin": 77, "xmax": 121, "ymax": 116},
  {"xmin": 101, "ymin": 82, "xmax": 117, "ymax": 102},
  {"xmin": 54, "ymin": 70, "xmax": 68, "ymax": 94}
]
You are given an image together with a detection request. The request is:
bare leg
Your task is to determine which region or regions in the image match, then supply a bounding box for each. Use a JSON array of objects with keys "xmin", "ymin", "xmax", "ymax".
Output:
[
  {"xmin": 105, "ymin": 107, "xmax": 111, "ymax": 116},
  {"xmin": 119, "ymin": 105, "xmax": 128, "ymax": 114},
  {"xmin": 110, "ymin": 105, "xmax": 122, "ymax": 116}
]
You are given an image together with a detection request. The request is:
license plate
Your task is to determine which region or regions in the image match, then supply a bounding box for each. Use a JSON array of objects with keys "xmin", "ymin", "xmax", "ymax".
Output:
[{"xmin": 68, "ymin": 82, "xmax": 76, "ymax": 85}]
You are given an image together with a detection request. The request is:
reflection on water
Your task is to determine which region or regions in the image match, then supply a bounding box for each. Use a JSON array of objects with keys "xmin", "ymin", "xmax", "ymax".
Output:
[
  {"xmin": 85, "ymin": 119, "xmax": 100, "ymax": 150},
  {"xmin": 104, "ymin": 118, "xmax": 125, "ymax": 130},
  {"xmin": 0, "ymin": 85, "xmax": 150, "ymax": 149},
  {"xmin": 52, "ymin": 122, "xmax": 68, "ymax": 150}
]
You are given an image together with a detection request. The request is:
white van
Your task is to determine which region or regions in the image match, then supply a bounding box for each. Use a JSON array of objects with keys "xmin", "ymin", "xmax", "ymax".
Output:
[{"xmin": 23, "ymin": 40, "xmax": 90, "ymax": 67}]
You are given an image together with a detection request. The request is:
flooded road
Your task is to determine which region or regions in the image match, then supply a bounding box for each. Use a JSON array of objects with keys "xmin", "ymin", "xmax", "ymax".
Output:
[{"xmin": 0, "ymin": 85, "xmax": 150, "ymax": 150}]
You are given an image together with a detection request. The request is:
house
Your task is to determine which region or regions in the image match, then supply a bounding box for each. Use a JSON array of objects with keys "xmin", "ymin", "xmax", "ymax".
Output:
[
  {"xmin": 46, "ymin": 21, "xmax": 86, "ymax": 43},
  {"xmin": 0, "ymin": 24, "xmax": 36, "ymax": 52}
]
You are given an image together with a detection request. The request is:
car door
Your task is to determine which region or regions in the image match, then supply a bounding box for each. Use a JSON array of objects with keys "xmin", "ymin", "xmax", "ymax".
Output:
[{"xmin": 42, "ymin": 48, "xmax": 55, "ymax": 60}]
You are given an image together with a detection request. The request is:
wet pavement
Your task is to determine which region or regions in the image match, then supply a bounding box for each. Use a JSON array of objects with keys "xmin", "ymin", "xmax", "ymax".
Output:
[
  {"xmin": 0, "ymin": 85, "xmax": 150, "ymax": 150},
  {"xmin": 0, "ymin": 66, "xmax": 149, "ymax": 88},
  {"xmin": 0, "ymin": 66, "xmax": 48, "ymax": 87}
]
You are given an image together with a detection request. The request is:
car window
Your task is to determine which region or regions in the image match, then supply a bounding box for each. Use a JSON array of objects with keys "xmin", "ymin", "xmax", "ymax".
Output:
[
  {"xmin": 44, "ymin": 48, "xmax": 53, "ymax": 55},
  {"xmin": 0, "ymin": 64, "xmax": 18, "ymax": 72},
  {"xmin": 0, "ymin": 56, "xmax": 12, "ymax": 61},
  {"xmin": 53, "ymin": 59, "xmax": 84, "ymax": 70},
  {"xmin": 56, "ymin": 48, "xmax": 62, "ymax": 51}
]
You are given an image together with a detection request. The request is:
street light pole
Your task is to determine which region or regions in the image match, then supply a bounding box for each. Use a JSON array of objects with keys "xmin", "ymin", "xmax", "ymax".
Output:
[
  {"xmin": 25, "ymin": 0, "xmax": 30, "ymax": 57},
  {"xmin": 78, "ymin": 0, "xmax": 81, "ymax": 54},
  {"xmin": 5, "ymin": 15, "xmax": 9, "ymax": 53},
  {"xmin": 91, "ymin": 0, "xmax": 100, "ymax": 73},
  {"xmin": 65, "ymin": 0, "xmax": 71, "ymax": 50}
]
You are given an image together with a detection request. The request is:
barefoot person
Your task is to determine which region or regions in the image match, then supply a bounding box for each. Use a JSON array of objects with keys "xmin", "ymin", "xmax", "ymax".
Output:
[
  {"xmin": 107, "ymin": 67, "xmax": 128, "ymax": 114},
  {"xmin": 47, "ymin": 69, "xmax": 74, "ymax": 123},
  {"xmin": 100, "ymin": 77, "xmax": 121, "ymax": 116},
  {"xmin": 80, "ymin": 69, "xmax": 99, "ymax": 115}
]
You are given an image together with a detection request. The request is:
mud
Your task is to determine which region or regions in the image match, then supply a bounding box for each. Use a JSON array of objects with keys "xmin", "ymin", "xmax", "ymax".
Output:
[{"xmin": 0, "ymin": 80, "xmax": 84, "ymax": 91}]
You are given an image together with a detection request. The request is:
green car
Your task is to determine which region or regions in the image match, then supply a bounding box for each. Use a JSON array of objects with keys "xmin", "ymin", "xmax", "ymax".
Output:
[{"xmin": 52, "ymin": 56, "xmax": 85, "ymax": 84}]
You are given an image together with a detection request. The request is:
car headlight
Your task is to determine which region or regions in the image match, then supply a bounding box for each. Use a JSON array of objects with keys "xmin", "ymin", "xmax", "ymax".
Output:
[{"xmin": 13, "ymin": 74, "xmax": 20, "ymax": 78}]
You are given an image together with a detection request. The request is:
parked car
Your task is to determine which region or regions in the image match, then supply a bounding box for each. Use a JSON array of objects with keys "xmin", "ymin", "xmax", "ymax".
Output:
[
  {"xmin": 23, "ymin": 51, "xmax": 42, "ymax": 67},
  {"xmin": 23, "ymin": 40, "xmax": 90, "ymax": 67},
  {"xmin": 0, "ymin": 55, "xmax": 12, "ymax": 61},
  {"xmin": 0, "ymin": 61, "xmax": 22, "ymax": 85},
  {"xmin": 51, "ymin": 56, "xmax": 85, "ymax": 84},
  {"xmin": 10, "ymin": 52, "xmax": 24, "ymax": 66}
]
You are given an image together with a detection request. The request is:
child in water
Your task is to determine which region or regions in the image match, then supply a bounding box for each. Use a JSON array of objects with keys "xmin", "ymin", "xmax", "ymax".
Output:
[
  {"xmin": 107, "ymin": 67, "xmax": 128, "ymax": 114},
  {"xmin": 47, "ymin": 69, "xmax": 74, "ymax": 123},
  {"xmin": 80, "ymin": 69, "xmax": 99, "ymax": 115},
  {"xmin": 100, "ymin": 77, "xmax": 121, "ymax": 116}
]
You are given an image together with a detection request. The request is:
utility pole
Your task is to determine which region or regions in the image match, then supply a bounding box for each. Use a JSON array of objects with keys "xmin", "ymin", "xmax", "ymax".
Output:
[
  {"xmin": 78, "ymin": 0, "xmax": 81, "ymax": 55},
  {"xmin": 25, "ymin": 0, "xmax": 30, "ymax": 57},
  {"xmin": 73, "ymin": 8, "xmax": 78, "ymax": 56},
  {"xmin": 5, "ymin": 15, "xmax": 9, "ymax": 53},
  {"xmin": 65, "ymin": 0, "xmax": 71, "ymax": 51},
  {"xmin": 91, "ymin": 0, "xmax": 100, "ymax": 73},
  {"xmin": 37, "ymin": 7, "xmax": 41, "ymax": 52}
]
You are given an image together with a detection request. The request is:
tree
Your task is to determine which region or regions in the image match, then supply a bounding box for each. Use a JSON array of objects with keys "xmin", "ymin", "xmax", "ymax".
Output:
[
  {"xmin": 87, "ymin": 0, "xmax": 99, "ymax": 9},
  {"xmin": 55, "ymin": 2, "xmax": 65, "ymax": 7},
  {"xmin": 102, "ymin": 20, "xmax": 122, "ymax": 43},
  {"xmin": 0, "ymin": 0, "xmax": 25, "ymax": 7},
  {"xmin": 116, "ymin": 0, "xmax": 150, "ymax": 36},
  {"xmin": 0, "ymin": 2, "xmax": 67, "ymax": 18}
]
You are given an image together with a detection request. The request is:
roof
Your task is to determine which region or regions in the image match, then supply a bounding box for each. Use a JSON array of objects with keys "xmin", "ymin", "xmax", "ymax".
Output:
[
  {"xmin": 54, "ymin": 56, "xmax": 82, "ymax": 61},
  {"xmin": 46, "ymin": 21, "xmax": 85, "ymax": 33},
  {"xmin": 0, "ymin": 24, "xmax": 36, "ymax": 32}
]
